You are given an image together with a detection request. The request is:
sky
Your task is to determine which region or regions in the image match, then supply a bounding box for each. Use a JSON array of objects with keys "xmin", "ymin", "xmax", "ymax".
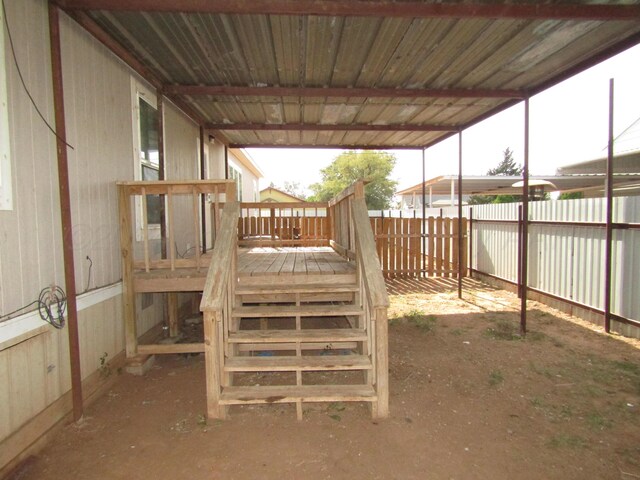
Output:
[{"xmin": 247, "ymin": 44, "xmax": 640, "ymax": 194}]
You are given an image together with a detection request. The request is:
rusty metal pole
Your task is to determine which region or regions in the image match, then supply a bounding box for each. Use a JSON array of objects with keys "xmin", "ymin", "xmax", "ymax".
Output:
[
  {"xmin": 48, "ymin": 1, "xmax": 83, "ymax": 422},
  {"xmin": 458, "ymin": 130, "xmax": 463, "ymax": 299},
  {"xmin": 604, "ymin": 79, "xmax": 615, "ymax": 333},
  {"xmin": 422, "ymin": 148, "xmax": 426, "ymax": 279},
  {"xmin": 200, "ymin": 126, "xmax": 207, "ymax": 253},
  {"xmin": 517, "ymin": 205, "xmax": 523, "ymax": 299},
  {"xmin": 469, "ymin": 207, "xmax": 473, "ymax": 278},
  {"xmin": 520, "ymin": 98, "xmax": 530, "ymax": 336}
]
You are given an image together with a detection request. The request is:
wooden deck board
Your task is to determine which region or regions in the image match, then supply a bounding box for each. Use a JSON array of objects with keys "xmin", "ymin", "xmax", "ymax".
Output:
[{"xmin": 238, "ymin": 247, "xmax": 355, "ymax": 278}]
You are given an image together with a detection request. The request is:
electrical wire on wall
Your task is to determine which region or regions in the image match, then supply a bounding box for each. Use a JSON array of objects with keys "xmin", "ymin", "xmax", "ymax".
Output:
[
  {"xmin": 1, "ymin": 0, "xmax": 74, "ymax": 150},
  {"xmin": 0, "ymin": 285, "xmax": 67, "ymax": 329}
]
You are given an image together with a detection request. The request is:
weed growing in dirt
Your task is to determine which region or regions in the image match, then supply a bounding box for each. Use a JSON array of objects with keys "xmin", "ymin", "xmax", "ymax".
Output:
[
  {"xmin": 405, "ymin": 309, "xmax": 437, "ymax": 333},
  {"xmin": 547, "ymin": 434, "xmax": 586, "ymax": 449},
  {"xmin": 586, "ymin": 412, "xmax": 612, "ymax": 431},
  {"xmin": 99, "ymin": 352, "xmax": 111, "ymax": 379},
  {"xmin": 488, "ymin": 370, "xmax": 504, "ymax": 386},
  {"xmin": 484, "ymin": 319, "xmax": 521, "ymax": 340}
]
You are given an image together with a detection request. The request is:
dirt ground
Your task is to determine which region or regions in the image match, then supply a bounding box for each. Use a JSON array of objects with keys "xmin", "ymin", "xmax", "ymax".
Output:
[{"xmin": 8, "ymin": 278, "xmax": 640, "ymax": 480}]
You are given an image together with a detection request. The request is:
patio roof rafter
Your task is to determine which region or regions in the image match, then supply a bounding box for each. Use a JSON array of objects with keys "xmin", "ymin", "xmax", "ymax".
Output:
[
  {"xmin": 228, "ymin": 144, "xmax": 425, "ymax": 150},
  {"xmin": 206, "ymin": 123, "xmax": 457, "ymax": 132},
  {"xmin": 165, "ymin": 85, "xmax": 525, "ymax": 100},
  {"xmin": 56, "ymin": 0, "xmax": 640, "ymax": 20}
]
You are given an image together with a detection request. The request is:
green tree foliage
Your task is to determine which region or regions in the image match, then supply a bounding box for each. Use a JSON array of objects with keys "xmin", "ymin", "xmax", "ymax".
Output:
[
  {"xmin": 282, "ymin": 181, "xmax": 307, "ymax": 200},
  {"xmin": 308, "ymin": 151, "xmax": 397, "ymax": 209},
  {"xmin": 468, "ymin": 148, "xmax": 523, "ymax": 205},
  {"xmin": 487, "ymin": 148, "xmax": 523, "ymax": 176},
  {"xmin": 558, "ymin": 191, "xmax": 584, "ymax": 200}
]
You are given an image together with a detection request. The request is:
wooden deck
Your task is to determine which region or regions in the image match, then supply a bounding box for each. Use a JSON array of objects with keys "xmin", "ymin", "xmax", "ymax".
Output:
[{"xmin": 238, "ymin": 247, "xmax": 356, "ymax": 278}]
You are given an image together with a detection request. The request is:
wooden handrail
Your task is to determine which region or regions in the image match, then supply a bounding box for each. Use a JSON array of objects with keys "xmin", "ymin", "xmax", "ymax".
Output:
[
  {"xmin": 200, "ymin": 201, "xmax": 240, "ymax": 312},
  {"xmin": 351, "ymin": 198, "xmax": 389, "ymax": 308},
  {"xmin": 117, "ymin": 179, "xmax": 236, "ymax": 196}
]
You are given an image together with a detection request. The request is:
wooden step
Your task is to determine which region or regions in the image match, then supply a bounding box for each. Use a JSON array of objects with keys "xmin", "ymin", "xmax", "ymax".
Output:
[
  {"xmin": 229, "ymin": 328, "xmax": 367, "ymax": 344},
  {"xmin": 232, "ymin": 304, "xmax": 363, "ymax": 318},
  {"xmin": 236, "ymin": 283, "xmax": 358, "ymax": 295},
  {"xmin": 224, "ymin": 355, "xmax": 371, "ymax": 372},
  {"xmin": 219, "ymin": 384, "xmax": 376, "ymax": 405}
]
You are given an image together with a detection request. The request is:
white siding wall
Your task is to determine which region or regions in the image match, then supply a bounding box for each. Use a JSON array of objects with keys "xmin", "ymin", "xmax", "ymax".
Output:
[{"xmin": 0, "ymin": 0, "xmax": 199, "ymax": 466}]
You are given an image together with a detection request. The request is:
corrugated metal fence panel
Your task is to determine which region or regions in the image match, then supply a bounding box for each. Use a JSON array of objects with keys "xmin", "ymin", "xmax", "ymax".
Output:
[
  {"xmin": 482, "ymin": 223, "xmax": 518, "ymax": 282},
  {"xmin": 469, "ymin": 196, "xmax": 639, "ymax": 329}
]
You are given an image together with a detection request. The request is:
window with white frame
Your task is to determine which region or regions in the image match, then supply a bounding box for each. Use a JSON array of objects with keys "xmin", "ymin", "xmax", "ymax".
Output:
[
  {"xmin": 0, "ymin": 9, "xmax": 13, "ymax": 211},
  {"xmin": 131, "ymin": 79, "xmax": 161, "ymax": 233},
  {"xmin": 228, "ymin": 163, "xmax": 243, "ymax": 201}
]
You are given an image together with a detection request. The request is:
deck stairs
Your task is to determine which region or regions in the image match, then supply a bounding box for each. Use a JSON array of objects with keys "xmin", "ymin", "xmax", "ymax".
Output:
[{"xmin": 219, "ymin": 273, "xmax": 376, "ymax": 419}]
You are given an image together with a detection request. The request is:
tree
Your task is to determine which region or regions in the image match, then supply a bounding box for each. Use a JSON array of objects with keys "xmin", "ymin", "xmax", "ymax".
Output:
[
  {"xmin": 308, "ymin": 151, "xmax": 397, "ymax": 209},
  {"xmin": 468, "ymin": 148, "xmax": 523, "ymax": 205},
  {"xmin": 487, "ymin": 148, "xmax": 523, "ymax": 176},
  {"xmin": 282, "ymin": 181, "xmax": 307, "ymax": 200},
  {"xmin": 558, "ymin": 191, "xmax": 583, "ymax": 200}
]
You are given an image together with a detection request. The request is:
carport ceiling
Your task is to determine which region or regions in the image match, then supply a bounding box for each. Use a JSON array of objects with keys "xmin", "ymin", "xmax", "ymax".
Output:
[{"xmin": 56, "ymin": 1, "xmax": 640, "ymax": 149}]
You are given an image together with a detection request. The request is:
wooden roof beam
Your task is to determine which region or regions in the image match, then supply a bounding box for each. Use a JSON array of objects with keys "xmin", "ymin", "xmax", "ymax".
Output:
[
  {"xmin": 206, "ymin": 123, "xmax": 457, "ymax": 132},
  {"xmin": 57, "ymin": 1, "xmax": 640, "ymax": 20},
  {"xmin": 165, "ymin": 85, "xmax": 524, "ymax": 99}
]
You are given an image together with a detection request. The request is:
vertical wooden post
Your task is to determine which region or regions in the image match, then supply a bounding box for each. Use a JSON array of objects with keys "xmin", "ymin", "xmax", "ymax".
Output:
[
  {"xmin": 157, "ymin": 92, "xmax": 167, "ymax": 258},
  {"xmin": 604, "ymin": 78, "xmax": 615, "ymax": 333},
  {"xmin": 168, "ymin": 189, "xmax": 175, "ymax": 270},
  {"xmin": 49, "ymin": 1, "xmax": 83, "ymax": 421},
  {"xmin": 192, "ymin": 186, "xmax": 201, "ymax": 270},
  {"xmin": 141, "ymin": 186, "xmax": 150, "ymax": 272},
  {"xmin": 204, "ymin": 311, "xmax": 226, "ymax": 419},
  {"xmin": 373, "ymin": 307, "xmax": 389, "ymax": 418},
  {"xmin": 118, "ymin": 186, "xmax": 138, "ymax": 358},
  {"xmin": 168, "ymin": 292, "xmax": 179, "ymax": 338}
]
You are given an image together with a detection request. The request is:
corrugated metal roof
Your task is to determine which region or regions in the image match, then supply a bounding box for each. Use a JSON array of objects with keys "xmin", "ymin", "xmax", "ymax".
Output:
[{"xmin": 62, "ymin": 2, "xmax": 640, "ymax": 148}]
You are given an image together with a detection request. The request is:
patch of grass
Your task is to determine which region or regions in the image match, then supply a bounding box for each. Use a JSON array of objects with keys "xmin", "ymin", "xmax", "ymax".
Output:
[
  {"xmin": 450, "ymin": 329, "xmax": 464, "ymax": 336},
  {"xmin": 612, "ymin": 360, "xmax": 640, "ymax": 375},
  {"xmin": 484, "ymin": 319, "xmax": 521, "ymax": 341},
  {"xmin": 388, "ymin": 318, "xmax": 401, "ymax": 326},
  {"xmin": 526, "ymin": 330, "xmax": 546, "ymax": 342},
  {"xmin": 586, "ymin": 412, "xmax": 613, "ymax": 431},
  {"xmin": 405, "ymin": 309, "xmax": 437, "ymax": 333},
  {"xmin": 529, "ymin": 362, "xmax": 554, "ymax": 379},
  {"xmin": 488, "ymin": 370, "xmax": 504, "ymax": 386},
  {"xmin": 547, "ymin": 434, "xmax": 586, "ymax": 449},
  {"xmin": 529, "ymin": 396, "xmax": 544, "ymax": 408}
]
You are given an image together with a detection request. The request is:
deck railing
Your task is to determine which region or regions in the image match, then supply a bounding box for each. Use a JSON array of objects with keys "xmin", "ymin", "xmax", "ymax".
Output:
[
  {"xmin": 238, "ymin": 202, "xmax": 330, "ymax": 247},
  {"xmin": 117, "ymin": 180, "xmax": 236, "ymax": 273},
  {"xmin": 200, "ymin": 201, "xmax": 240, "ymax": 419},
  {"xmin": 329, "ymin": 180, "xmax": 389, "ymax": 417}
]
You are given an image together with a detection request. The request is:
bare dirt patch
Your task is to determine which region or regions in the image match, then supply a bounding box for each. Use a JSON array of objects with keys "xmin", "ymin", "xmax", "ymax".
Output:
[{"xmin": 9, "ymin": 279, "xmax": 640, "ymax": 480}]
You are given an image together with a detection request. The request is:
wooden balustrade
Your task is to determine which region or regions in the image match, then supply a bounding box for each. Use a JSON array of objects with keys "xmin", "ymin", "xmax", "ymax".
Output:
[
  {"xmin": 200, "ymin": 201, "xmax": 240, "ymax": 419},
  {"xmin": 117, "ymin": 180, "xmax": 235, "ymax": 273},
  {"xmin": 117, "ymin": 179, "xmax": 236, "ymax": 359},
  {"xmin": 237, "ymin": 201, "xmax": 330, "ymax": 247},
  {"xmin": 328, "ymin": 180, "xmax": 389, "ymax": 417}
]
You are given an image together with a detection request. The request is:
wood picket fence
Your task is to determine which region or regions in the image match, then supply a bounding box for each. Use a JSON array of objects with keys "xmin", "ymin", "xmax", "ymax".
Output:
[
  {"xmin": 237, "ymin": 202, "xmax": 468, "ymax": 278},
  {"xmin": 370, "ymin": 216, "xmax": 468, "ymax": 278}
]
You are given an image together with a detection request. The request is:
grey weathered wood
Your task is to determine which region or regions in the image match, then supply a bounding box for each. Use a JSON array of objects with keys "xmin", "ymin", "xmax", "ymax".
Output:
[
  {"xmin": 228, "ymin": 328, "xmax": 367, "ymax": 343},
  {"xmin": 219, "ymin": 385, "xmax": 376, "ymax": 405}
]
